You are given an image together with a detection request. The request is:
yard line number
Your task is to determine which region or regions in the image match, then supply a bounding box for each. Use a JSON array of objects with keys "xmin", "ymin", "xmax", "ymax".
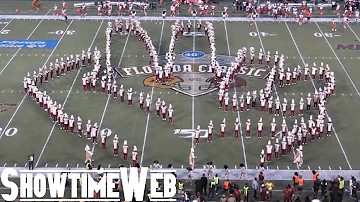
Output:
[
  {"xmin": 55, "ymin": 30, "xmax": 75, "ymax": 35},
  {"xmin": 249, "ymin": 32, "xmax": 269, "ymax": 37},
  {"xmin": 0, "ymin": 127, "xmax": 18, "ymax": 137},
  {"xmin": 0, "ymin": 30, "xmax": 11, "ymax": 35},
  {"xmin": 314, "ymin": 32, "xmax": 333, "ymax": 38}
]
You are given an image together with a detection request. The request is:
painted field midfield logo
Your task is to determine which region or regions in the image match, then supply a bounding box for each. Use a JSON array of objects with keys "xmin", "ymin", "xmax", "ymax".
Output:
[{"xmin": 174, "ymin": 129, "xmax": 209, "ymax": 139}]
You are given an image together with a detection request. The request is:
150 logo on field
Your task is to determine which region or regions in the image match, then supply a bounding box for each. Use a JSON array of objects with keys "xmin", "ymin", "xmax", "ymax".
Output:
[{"xmin": 174, "ymin": 129, "xmax": 209, "ymax": 138}]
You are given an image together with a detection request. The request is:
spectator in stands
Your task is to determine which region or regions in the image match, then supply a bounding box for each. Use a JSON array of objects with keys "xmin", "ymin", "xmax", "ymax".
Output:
[
  {"xmin": 219, "ymin": 194, "xmax": 227, "ymax": 202},
  {"xmin": 227, "ymin": 193, "xmax": 236, "ymax": 202},
  {"xmin": 311, "ymin": 196, "xmax": 320, "ymax": 202},
  {"xmin": 294, "ymin": 196, "xmax": 301, "ymax": 202},
  {"xmin": 252, "ymin": 177, "xmax": 259, "ymax": 200}
]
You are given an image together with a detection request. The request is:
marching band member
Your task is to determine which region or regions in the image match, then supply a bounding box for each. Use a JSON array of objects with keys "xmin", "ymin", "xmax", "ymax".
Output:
[
  {"xmin": 220, "ymin": 118, "xmax": 226, "ymax": 139},
  {"xmin": 265, "ymin": 140, "xmax": 273, "ymax": 162},
  {"xmin": 208, "ymin": 120, "xmax": 213, "ymax": 142},
  {"xmin": 123, "ymin": 140, "xmax": 128, "ymax": 160},
  {"xmin": 113, "ymin": 135, "xmax": 119, "ymax": 156},
  {"xmin": 195, "ymin": 125, "xmax": 201, "ymax": 145},
  {"xmin": 101, "ymin": 131, "xmax": 107, "ymax": 151},
  {"xmin": 132, "ymin": 146, "xmax": 138, "ymax": 167},
  {"xmin": 257, "ymin": 118, "xmax": 263, "ymax": 138}
]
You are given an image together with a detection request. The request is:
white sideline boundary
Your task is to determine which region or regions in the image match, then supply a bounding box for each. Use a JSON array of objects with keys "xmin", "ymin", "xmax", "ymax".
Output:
[
  {"xmin": 1, "ymin": 15, "xmax": 360, "ymax": 22},
  {"xmin": 0, "ymin": 167, "xmax": 359, "ymax": 180}
]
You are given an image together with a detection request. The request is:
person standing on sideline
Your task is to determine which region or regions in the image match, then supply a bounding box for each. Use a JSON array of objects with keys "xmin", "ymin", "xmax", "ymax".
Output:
[
  {"xmin": 28, "ymin": 153, "xmax": 34, "ymax": 170},
  {"xmin": 243, "ymin": 183, "xmax": 249, "ymax": 202},
  {"xmin": 200, "ymin": 173, "xmax": 208, "ymax": 195},
  {"xmin": 252, "ymin": 177, "xmax": 259, "ymax": 200},
  {"xmin": 208, "ymin": 178, "xmax": 215, "ymax": 199}
]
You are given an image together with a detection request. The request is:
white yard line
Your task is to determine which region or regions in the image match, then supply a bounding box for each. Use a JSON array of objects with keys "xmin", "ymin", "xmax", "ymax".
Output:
[
  {"xmin": 140, "ymin": 20, "xmax": 165, "ymax": 166},
  {"xmin": 92, "ymin": 29, "xmax": 131, "ymax": 153},
  {"xmin": 0, "ymin": 18, "xmax": 73, "ymax": 140},
  {"xmin": 35, "ymin": 20, "xmax": 104, "ymax": 167},
  {"xmin": 191, "ymin": 19, "xmax": 196, "ymax": 149},
  {"xmin": 347, "ymin": 24, "xmax": 360, "ymax": 42},
  {"xmin": 0, "ymin": 10, "xmax": 51, "ymax": 76},
  {"xmin": 314, "ymin": 22, "xmax": 360, "ymax": 96},
  {"xmin": 223, "ymin": 21, "xmax": 248, "ymax": 169},
  {"xmin": 285, "ymin": 22, "xmax": 353, "ymax": 170},
  {"xmin": 253, "ymin": 21, "xmax": 295, "ymax": 159}
]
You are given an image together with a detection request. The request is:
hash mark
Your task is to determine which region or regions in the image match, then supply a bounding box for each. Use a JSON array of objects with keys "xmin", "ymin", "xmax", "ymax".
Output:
[
  {"xmin": 318, "ymin": 166, "xmax": 321, "ymax": 170},
  {"xmin": 6, "ymin": 54, "xmax": 8, "ymax": 56},
  {"xmin": 35, "ymin": 54, "xmax": 37, "ymax": 56},
  {"xmin": 287, "ymin": 166, "xmax": 289, "ymax": 170},
  {"xmin": 292, "ymin": 93, "xmax": 295, "ymax": 95},
  {"xmin": 342, "ymin": 93, "xmax": 344, "ymax": 96},
  {"xmin": 3, "ymin": 163, "xmax": 6, "ymax": 167},
  {"xmin": 159, "ymin": 92, "xmax": 162, "ymax": 94},
  {"xmin": 329, "ymin": 166, "xmax": 331, "ymax": 170},
  {"xmin": 276, "ymin": 166, "xmax": 279, "ymax": 169},
  {"xmin": 128, "ymin": 55, "xmax": 130, "ymax": 57},
  {"xmin": 76, "ymin": 90, "xmax": 79, "ymax": 94},
  {"xmin": 344, "ymin": 57, "xmax": 346, "ymax": 59},
  {"xmin": 2, "ymin": 90, "xmax": 5, "ymax": 93},
  {"xmin": 307, "ymin": 57, "xmax": 310, "ymax": 59},
  {"xmin": 56, "ymin": 164, "xmax": 58, "ymax": 167},
  {"xmin": 56, "ymin": 54, "xmax": 59, "ymax": 57},
  {"xmin": 60, "ymin": 90, "xmax": 63, "ymax": 93},
  {"xmin": 52, "ymin": 90, "xmax": 54, "ymax": 93},
  {"xmin": 301, "ymin": 93, "xmax": 303, "ymax": 95},
  {"xmin": 135, "ymin": 55, "xmax": 138, "ymax": 57},
  {"xmin": 351, "ymin": 57, "xmax": 353, "ymax": 59},
  {"xmin": 350, "ymin": 93, "xmax": 353, "ymax": 96},
  {"xmin": 20, "ymin": 54, "xmax": 23, "ymax": 56},
  {"xmin": 28, "ymin": 54, "xmax": 31, "ymax": 56},
  {"xmin": 10, "ymin": 90, "xmax": 13, "ymax": 93},
  {"xmin": 315, "ymin": 57, "xmax": 317, "ymax": 59},
  {"xmin": 293, "ymin": 56, "xmax": 295, "ymax": 59},
  {"xmin": 308, "ymin": 166, "xmax": 311, "ymax": 170},
  {"xmin": 42, "ymin": 54, "xmax": 45, "ymax": 57},
  {"xmin": 13, "ymin": 163, "xmax": 17, "ymax": 167},
  {"xmin": 18, "ymin": 90, "xmax": 21, "ymax": 93},
  {"xmin": 168, "ymin": 92, "xmax": 170, "ymax": 94},
  {"xmin": 322, "ymin": 57, "xmax": 325, "ymax": 59},
  {"xmin": 284, "ymin": 92, "xmax": 286, "ymax": 95},
  {"xmin": 339, "ymin": 166, "xmax": 342, "ymax": 170}
]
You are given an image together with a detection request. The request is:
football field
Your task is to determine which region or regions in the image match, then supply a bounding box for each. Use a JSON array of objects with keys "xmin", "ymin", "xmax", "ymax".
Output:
[{"xmin": 0, "ymin": 8, "xmax": 360, "ymax": 180}]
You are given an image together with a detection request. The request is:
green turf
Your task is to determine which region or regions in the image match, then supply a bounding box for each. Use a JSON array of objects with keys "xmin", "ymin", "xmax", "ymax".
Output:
[{"xmin": 0, "ymin": 15, "xmax": 359, "ymax": 171}]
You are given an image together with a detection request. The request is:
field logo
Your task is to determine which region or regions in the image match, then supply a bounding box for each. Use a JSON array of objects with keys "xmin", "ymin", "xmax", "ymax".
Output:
[
  {"xmin": 335, "ymin": 44, "xmax": 360, "ymax": 51},
  {"xmin": 119, "ymin": 52, "xmax": 269, "ymax": 97},
  {"xmin": 174, "ymin": 129, "xmax": 209, "ymax": 138},
  {"xmin": 1, "ymin": 167, "xmax": 177, "ymax": 201}
]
